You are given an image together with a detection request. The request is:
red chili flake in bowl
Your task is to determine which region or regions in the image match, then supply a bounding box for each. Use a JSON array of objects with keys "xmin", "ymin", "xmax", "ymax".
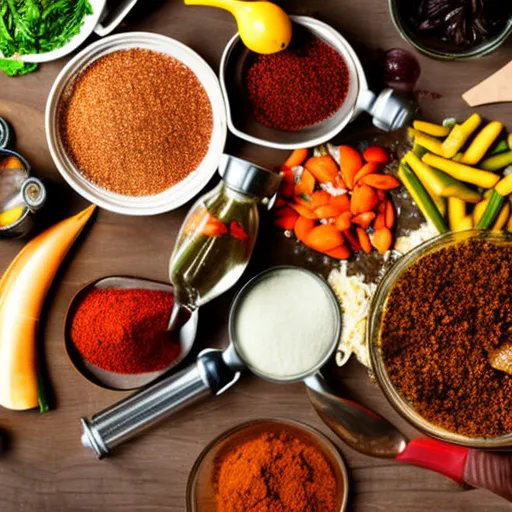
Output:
[{"xmin": 244, "ymin": 30, "xmax": 350, "ymax": 132}]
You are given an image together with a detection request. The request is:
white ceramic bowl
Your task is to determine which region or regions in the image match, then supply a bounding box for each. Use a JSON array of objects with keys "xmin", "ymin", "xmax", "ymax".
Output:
[
  {"xmin": 2, "ymin": 0, "xmax": 138, "ymax": 64},
  {"xmin": 46, "ymin": 32, "xmax": 227, "ymax": 216}
]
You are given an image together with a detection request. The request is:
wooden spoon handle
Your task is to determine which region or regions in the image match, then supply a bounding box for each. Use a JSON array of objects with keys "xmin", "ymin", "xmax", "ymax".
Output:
[
  {"xmin": 462, "ymin": 60, "xmax": 512, "ymax": 107},
  {"xmin": 464, "ymin": 449, "xmax": 512, "ymax": 502}
]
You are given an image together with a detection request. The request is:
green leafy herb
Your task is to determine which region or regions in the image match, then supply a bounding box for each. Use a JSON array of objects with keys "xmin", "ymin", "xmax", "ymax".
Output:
[{"xmin": 0, "ymin": 0, "xmax": 93, "ymax": 76}]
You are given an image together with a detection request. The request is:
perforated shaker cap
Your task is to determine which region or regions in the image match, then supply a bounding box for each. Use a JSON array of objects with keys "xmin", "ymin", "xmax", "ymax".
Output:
[
  {"xmin": 218, "ymin": 154, "xmax": 282, "ymax": 199},
  {"xmin": 371, "ymin": 89, "xmax": 413, "ymax": 132}
]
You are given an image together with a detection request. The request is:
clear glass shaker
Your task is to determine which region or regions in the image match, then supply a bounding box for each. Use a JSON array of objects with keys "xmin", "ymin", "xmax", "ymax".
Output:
[{"xmin": 168, "ymin": 154, "xmax": 282, "ymax": 329}]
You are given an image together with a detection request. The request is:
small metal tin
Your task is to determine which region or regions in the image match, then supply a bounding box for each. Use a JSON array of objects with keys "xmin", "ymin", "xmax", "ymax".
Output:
[
  {"xmin": 0, "ymin": 148, "xmax": 46, "ymax": 238},
  {"xmin": 0, "ymin": 118, "xmax": 12, "ymax": 149}
]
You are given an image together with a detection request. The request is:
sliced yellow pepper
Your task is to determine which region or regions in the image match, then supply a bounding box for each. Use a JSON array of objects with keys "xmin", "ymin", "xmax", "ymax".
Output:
[
  {"xmin": 412, "ymin": 120, "xmax": 450, "ymax": 138},
  {"xmin": 495, "ymin": 174, "xmax": 512, "ymax": 197},
  {"xmin": 460, "ymin": 121, "xmax": 503, "ymax": 165},
  {"xmin": 492, "ymin": 201, "xmax": 511, "ymax": 231},
  {"xmin": 422, "ymin": 153, "xmax": 500, "ymax": 189},
  {"xmin": 441, "ymin": 113, "xmax": 481, "ymax": 159},
  {"xmin": 413, "ymin": 132, "xmax": 444, "ymax": 156}
]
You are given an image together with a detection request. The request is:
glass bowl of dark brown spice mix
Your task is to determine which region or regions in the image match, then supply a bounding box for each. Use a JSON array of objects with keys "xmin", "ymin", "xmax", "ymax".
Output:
[
  {"xmin": 368, "ymin": 230, "xmax": 512, "ymax": 449},
  {"xmin": 46, "ymin": 32, "xmax": 227, "ymax": 216}
]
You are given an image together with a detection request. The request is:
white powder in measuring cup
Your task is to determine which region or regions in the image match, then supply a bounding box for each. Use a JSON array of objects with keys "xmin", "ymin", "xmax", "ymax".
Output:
[{"xmin": 234, "ymin": 269, "xmax": 338, "ymax": 379}]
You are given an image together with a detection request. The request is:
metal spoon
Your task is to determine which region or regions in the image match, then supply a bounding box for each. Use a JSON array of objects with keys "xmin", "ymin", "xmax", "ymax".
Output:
[
  {"xmin": 306, "ymin": 377, "xmax": 512, "ymax": 502},
  {"xmin": 64, "ymin": 276, "xmax": 198, "ymax": 391}
]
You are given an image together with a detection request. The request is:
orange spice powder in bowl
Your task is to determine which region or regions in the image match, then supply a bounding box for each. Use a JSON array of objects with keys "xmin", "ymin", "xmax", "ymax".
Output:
[{"xmin": 46, "ymin": 32, "xmax": 227, "ymax": 216}]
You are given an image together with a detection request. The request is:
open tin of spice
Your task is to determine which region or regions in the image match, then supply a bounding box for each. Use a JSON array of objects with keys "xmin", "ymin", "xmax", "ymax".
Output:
[{"xmin": 0, "ymin": 119, "xmax": 46, "ymax": 238}]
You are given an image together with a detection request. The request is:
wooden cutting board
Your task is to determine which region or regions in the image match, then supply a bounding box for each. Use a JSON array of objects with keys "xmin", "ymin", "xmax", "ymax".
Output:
[{"xmin": 463, "ymin": 60, "xmax": 512, "ymax": 106}]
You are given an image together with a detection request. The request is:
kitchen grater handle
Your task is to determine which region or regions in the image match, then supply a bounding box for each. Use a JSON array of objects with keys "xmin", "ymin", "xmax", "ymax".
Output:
[{"xmin": 81, "ymin": 349, "xmax": 240, "ymax": 458}]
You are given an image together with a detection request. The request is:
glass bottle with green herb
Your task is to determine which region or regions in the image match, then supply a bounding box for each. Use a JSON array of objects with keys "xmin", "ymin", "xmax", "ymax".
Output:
[{"xmin": 168, "ymin": 155, "xmax": 281, "ymax": 329}]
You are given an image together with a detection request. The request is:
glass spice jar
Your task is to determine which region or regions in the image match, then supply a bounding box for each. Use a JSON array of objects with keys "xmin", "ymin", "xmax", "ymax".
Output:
[{"xmin": 168, "ymin": 154, "xmax": 282, "ymax": 329}]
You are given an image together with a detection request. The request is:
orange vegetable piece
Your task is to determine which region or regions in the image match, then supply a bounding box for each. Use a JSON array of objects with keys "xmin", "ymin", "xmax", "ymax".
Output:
[
  {"xmin": 274, "ymin": 214, "xmax": 299, "ymax": 230},
  {"xmin": 333, "ymin": 174, "xmax": 348, "ymax": 190},
  {"xmin": 350, "ymin": 184, "xmax": 379, "ymax": 214},
  {"xmin": 304, "ymin": 225, "xmax": 344, "ymax": 252},
  {"xmin": 202, "ymin": 213, "xmax": 228, "ymax": 237},
  {"xmin": 338, "ymin": 145, "xmax": 363, "ymax": 189},
  {"xmin": 326, "ymin": 245, "xmax": 351, "ymax": 260},
  {"xmin": 329, "ymin": 194, "xmax": 350, "ymax": 212},
  {"xmin": 352, "ymin": 211, "xmax": 376, "ymax": 229},
  {"xmin": 284, "ymin": 148, "xmax": 309, "ymax": 168},
  {"xmin": 372, "ymin": 227, "xmax": 393, "ymax": 255},
  {"xmin": 314, "ymin": 204, "xmax": 343, "ymax": 219},
  {"xmin": 294, "ymin": 195, "xmax": 312, "ymax": 209},
  {"xmin": 304, "ymin": 155, "xmax": 339, "ymax": 183},
  {"xmin": 275, "ymin": 206, "xmax": 296, "ymax": 218},
  {"xmin": 376, "ymin": 189, "xmax": 387, "ymax": 202},
  {"xmin": 335, "ymin": 211, "xmax": 353, "ymax": 231},
  {"xmin": 310, "ymin": 190, "xmax": 330, "ymax": 209},
  {"xmin": 363, "ymin": 145, "xmax": 390, "ymax": 164},
  {"xmin": 360, "ymin": 174, "xmax": 400, "ymax": 190},
  {"xmin": 343, "ymin": 228, "xmax": 361, "ymax": 252},
  {"xmin": 294, "ymin": 216, "xmax": 315, "ymax": 243},
  {"xmin": 385, "ymin": 200, "xmax": 395, "ymax": 229},
  {"xmin": 295, "ymin": 169, "xmax": 316, "ymax": 196},
  {"xmin": 374, "ymin": 212, "xmax": 386, "ymax": 230},
  {"xmin": 289, "ymin": 203, "xmax": 317, "ymax": 219},
  {"xmin": 230, "ymin": 221, "xmax": 248, "ymax": 241},
  {"xmin": 356, "ymin": 227, "xmax": 372, "ymax": 254},
  {"xmin": 353, "ymin": 162, "xmax": 381, "ymax": 185}
]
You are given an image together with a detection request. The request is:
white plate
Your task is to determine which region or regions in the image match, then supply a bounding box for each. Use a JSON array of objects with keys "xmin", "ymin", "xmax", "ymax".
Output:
[{"xmin": 46, "ymin": 32, "xmax": 227, "ymax": 216}]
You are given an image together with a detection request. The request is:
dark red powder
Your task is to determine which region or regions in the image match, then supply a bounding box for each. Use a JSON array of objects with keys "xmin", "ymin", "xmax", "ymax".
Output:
[
  {"xmin": 244, "ymin": 31, "xmax": 350, "ymax": 131},
  {"xmin": 71, "ymin": 288, "xmax": 180, "ymax": 374}
]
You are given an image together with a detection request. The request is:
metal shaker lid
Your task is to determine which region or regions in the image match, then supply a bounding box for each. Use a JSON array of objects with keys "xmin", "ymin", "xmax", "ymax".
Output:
[
  {"xmin": 218, "ymin": 154, "xmax": 282, "ymax": 199},
  {"xmin": 370, "ymin": 89, "xmax": 413, "ymax": 132},
  {"xmin": 0, "ymin": 118, "xmax": 11, "ymax": 149},
  {"xmin": 22, "ymin": 177, "xmax": 46, "ymax": 211}
]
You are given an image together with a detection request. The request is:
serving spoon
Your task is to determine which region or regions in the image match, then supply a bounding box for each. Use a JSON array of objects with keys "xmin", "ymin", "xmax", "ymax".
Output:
[
  {"xmin": 306, "ymin": 376, "xmax": 512, "ymax": 502},
  {"xmin": 64, "ymin": 276, "xmax": 198, "ymax": 390}
]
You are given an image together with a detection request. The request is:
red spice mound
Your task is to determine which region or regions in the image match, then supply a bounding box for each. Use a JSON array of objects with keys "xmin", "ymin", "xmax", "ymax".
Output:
[
  {"xmin": 71, "ymin": 288, "xmax": 180, "ymax": 374},
  {"xmin": 215, "ymin": 431, "xmax": 338, "ymax": 512},
  {"xmin": 381, "ymin": 239, "xmax": 512, "ymax": 438},
  {"xmin": 244, "ymin": 31, "xmax": 350, "ymax": 132},
  {"xmin": 61, "ymin": 49, "xmax": 213, "ymax": 196}
]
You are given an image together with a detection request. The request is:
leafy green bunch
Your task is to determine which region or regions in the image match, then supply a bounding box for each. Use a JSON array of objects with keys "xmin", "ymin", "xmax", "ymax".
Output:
[{"xmin": 0, "ymin": 0, "xmax": 93, "ymax": 76}]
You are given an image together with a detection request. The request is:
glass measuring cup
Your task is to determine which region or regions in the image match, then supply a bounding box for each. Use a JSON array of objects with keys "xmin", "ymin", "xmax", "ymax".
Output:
[{"xmin": 80, "ymin": 266, "xmax": 341, "ymax": 458}]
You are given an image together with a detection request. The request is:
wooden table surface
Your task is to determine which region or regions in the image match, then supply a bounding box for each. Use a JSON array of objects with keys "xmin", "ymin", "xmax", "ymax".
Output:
[{"xmin": 1, "ymin": 1, "xmax": 512, "ymax": 511}]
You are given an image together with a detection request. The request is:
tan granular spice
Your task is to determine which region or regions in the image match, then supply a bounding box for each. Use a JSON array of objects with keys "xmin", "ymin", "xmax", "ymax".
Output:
[
  {"xmin": 380, "ymin": 239, "xmax": 512, "ymax": 438},
  {"xmin": 61, "ymin": 49, "xmax": 213, "ymax": 196}
]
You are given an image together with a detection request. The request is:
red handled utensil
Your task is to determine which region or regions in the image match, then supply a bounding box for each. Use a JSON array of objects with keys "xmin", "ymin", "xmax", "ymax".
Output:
[{"xmin": 306, "ymin": 376, "xmax": 512, "ymax": 502}]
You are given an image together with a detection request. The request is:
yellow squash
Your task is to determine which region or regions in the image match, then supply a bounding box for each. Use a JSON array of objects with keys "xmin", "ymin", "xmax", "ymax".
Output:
[{"xmin": 0, "ymin": 205, "xmax": 96, "ymax": 411}]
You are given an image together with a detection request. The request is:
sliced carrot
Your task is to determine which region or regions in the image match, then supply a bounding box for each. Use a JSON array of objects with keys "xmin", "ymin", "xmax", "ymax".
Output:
[
  {"xmin": 353, "ymin": 162, "xmax": 381, "ymax": 186},
  {"xmin": 350, "ymin": 184, "xmax": 379, "ymax": 214},
  {"xmin": 339, "ymin": 145, "xmax": 363, "ymax": 189},
  {"xmin": 360, "ymin": 174, "xmax": 400, "ymax": 190},
  {"xmin": 314, "ymin": 204, "xmax": 343, "ymax": 219},
  {"xmin": 374, "ymin": 212, "xmax": 386, "ymax": 230},
  {"xmin": 284, "ymin": 148, "xmax": 308, "ymax": 168},
  {"xmin": 230, "ymin": 221, "xmax": 249, "ymax": 241},
  {"xmin": 274, "ymin": 214, "xmax": 298, "ymax": 230},
  {"xmin": 333, "ymin": 174, "xmax": 348, "ymax": 190},
  {"xmin": 310, "ymin": 190, "xmax": 330, "ymax": 209},
  {"xmin": 275, "ymin": 206, "xmax": 296, "ymax": 218},
  {"xmin": 343, "ymin": 228, "xmax": 361, "ymax": 252},
  {"xmin": 363, "ymin": 145, "xmax": 390, "ymax": 164},
  {"xmin": 304, "ymin": 225, "xmax": 344, "ymax": 252},
  {"xmin": 294, "ymin": 216, "xmax": 315, "ymax": 243},
  {"xmin": 289, "ymin": 203, "xmax": 317, "ymax": 219},
  {"xmin": 329, "ymin": 193, "xmax": 350, "ymax": 212},
  {"xmin": 335, "ymin": 211, "xmax": 353, "ymax": 231},
  {"xmin": 295, "ymin": 169, "xmax": 316, "ymax": 196},
  {"xmin": 326, "ymin": 245, "xmax": 351, "ymax": 260},
  {"xmin": 385, "ymin": 200, "xmax": 395, "ymax": 229},
  {"xmin": 372, "ymin": 227, "xmax": 393, "ymax": 254},
  {"xmin": 294, "ymin": 195, "xmax": 313, "ymax": 209},
  {"xmin": 305, "ymin": 155, "xmax": 339, "ymax": 183},
  {"xmin": 356, "ymin": 227, "xmax": 372, "ymax": 253},
  {"xmin": 352, "ymin": 211, "xmax": 376, "ymax": 229},
  {"xmin": 275, "ymin": 197, "xmax": 286, "ymax": 208}
]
